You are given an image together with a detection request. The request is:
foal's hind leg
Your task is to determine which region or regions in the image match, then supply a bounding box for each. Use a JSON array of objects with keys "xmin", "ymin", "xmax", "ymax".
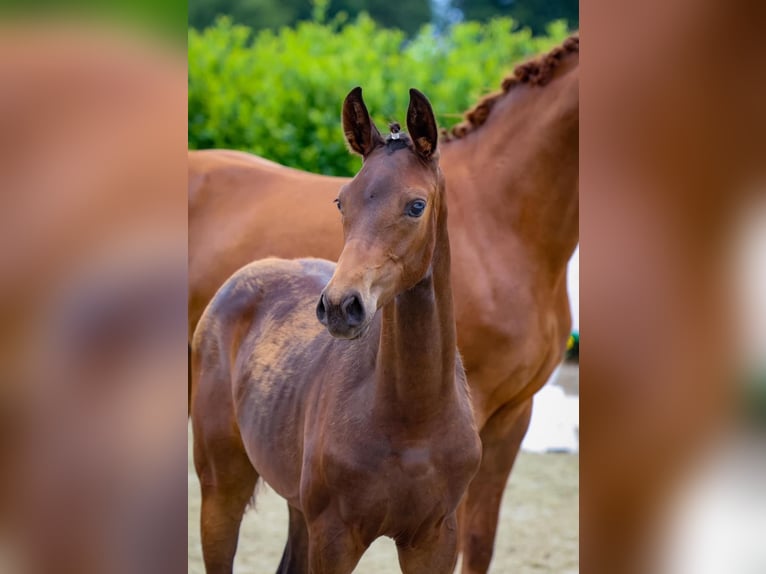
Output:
[
  {"xmin": 195, "ymin": 435, "xmax": 258, "ymax": 574},
  {"xmin": 275, "ymin": 504, "xmax": 309, "ymax": 573},
  {"xmin": 193, "ymin": 419, "xmax": 258, "ymax": 574}
]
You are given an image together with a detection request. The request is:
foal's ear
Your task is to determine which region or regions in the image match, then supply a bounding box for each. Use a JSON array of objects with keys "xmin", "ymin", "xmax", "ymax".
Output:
[
  {"xmin": 406, "ymin": 88, "xmax": 438, "ymax": 160},
  {"xmin": 342, "ymin": 87, "xmax": 383, "ymax": 158}
]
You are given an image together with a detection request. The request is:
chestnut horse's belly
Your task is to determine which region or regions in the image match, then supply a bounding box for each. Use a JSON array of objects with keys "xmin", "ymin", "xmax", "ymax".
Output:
[{"xmin": 454, "ymin": 281, "xmax": 572, "ymax": 426}]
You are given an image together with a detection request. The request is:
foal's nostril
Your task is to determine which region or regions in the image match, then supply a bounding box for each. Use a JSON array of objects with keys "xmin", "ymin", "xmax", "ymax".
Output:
[
  {"xmin": 341, "ymin": 293, "xmax": 365, "ymax": 327},
  {"xmin": 316, "ymin": 293, "xmax": 328, "ymax": 325}
]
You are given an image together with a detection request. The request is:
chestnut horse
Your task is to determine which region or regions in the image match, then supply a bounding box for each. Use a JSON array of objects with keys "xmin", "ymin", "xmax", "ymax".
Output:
[
  {"xmin": 191, "ymin": 88, "xmax": 481, "ymax": 573},
  {"xmin": 189, "ymin": 36, "xmax": 578, "ymax": 573}
]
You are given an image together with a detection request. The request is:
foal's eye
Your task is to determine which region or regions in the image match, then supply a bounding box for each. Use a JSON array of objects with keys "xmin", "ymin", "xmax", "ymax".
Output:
[
  {"xmin": 406, "ymin": 199, "xmax": 426, "ymax": 218},
  {"xmin": 333, "ymin": 198, "xmax": 342, "ymax": 211}
]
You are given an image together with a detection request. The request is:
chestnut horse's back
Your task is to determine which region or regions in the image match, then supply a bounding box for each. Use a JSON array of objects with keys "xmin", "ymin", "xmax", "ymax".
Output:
[{"xmin": 188, "ymin": 150, "xmax": 346, "ymax": 337}]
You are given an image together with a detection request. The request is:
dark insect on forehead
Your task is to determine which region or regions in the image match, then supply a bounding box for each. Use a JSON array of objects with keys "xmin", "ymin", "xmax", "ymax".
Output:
[{"xmin": 352, "ymin": 171, "xmax": 404, "ymax": 200}]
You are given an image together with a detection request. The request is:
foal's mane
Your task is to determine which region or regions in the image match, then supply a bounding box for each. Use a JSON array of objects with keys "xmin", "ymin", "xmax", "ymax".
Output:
[{"xmin": 442, "ymin": 35, "xmax": 579, "ymax": 142}]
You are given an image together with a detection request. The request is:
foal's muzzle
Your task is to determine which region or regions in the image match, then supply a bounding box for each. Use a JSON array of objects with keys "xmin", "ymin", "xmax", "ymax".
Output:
[{"xmin": 316, "ymin": 290, "xmax": 366, "ymax": 339}]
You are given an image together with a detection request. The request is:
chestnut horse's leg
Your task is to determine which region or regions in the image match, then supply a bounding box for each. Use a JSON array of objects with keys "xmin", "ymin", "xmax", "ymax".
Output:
[
  {"xmin": 275, "ymin": 504, "xmax": 310, "ymax": 574},
  {"xmin": 396, "ymin": 513, "xmax": 459, "ymax": 574},
  {"xmin": 459, "ymin": 398, "xmax": 533, "ymax": 574},
  {"xmin": 306, "ymin": 513, "xmax": 366, "ymax": 574},
  {"xmin": 188, "ymin": 344, "xmax": 192, "ymax": 416}
]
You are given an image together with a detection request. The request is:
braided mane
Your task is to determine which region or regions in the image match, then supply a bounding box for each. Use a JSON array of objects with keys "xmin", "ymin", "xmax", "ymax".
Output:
[{"xmin": 442, "ymin": 35, "xmax": 579, "ymax": 141}]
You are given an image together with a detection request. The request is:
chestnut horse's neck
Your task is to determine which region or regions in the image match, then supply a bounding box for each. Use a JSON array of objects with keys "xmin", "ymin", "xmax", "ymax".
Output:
[
  {"xmin": 443, "ymin": 47, "xmax": 579, "ymax": 276},
  {"xmin": 374, "ymin": 190, "xmax": 457, "ymax": 425}
]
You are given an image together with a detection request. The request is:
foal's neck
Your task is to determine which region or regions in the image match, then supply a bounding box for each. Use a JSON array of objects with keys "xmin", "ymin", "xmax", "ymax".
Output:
[{"xmin": 374, "ymin": 195, "xmax": 458, "ymax": 427}]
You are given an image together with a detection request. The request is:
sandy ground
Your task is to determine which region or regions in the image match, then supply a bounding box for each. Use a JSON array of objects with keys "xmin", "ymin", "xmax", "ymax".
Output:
[{"xmin": 188, "ymin": 430, "xmax": 578, "ymax": 573}]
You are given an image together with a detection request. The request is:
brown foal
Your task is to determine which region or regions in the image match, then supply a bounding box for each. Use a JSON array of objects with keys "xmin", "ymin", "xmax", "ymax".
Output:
[
  {"xmin": 189, "ymin": 36, "xmax": 578, "ymax": 574},
  {"xmin": 191, "ymin": 88, "xmax": 481, "ymax": 573}
]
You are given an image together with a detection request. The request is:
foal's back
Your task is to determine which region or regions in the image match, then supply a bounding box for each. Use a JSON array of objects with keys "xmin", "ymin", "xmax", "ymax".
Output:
[{"xmin": 192, "ymin": 257, "xmax": 377, "ymax": 502}]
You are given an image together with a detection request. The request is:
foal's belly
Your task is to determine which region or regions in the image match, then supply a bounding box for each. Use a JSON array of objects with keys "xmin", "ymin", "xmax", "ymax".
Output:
[
  {"xmin": 227, "ymin": 263, "xmax": 338, "ymax": 503},
  {"xmin": 236, "ymin": 373, "xmax": 309, "ymax": 504},
  {"xmin": 235, "ymin": 331, "xmax": 339, "ymax": 504}
]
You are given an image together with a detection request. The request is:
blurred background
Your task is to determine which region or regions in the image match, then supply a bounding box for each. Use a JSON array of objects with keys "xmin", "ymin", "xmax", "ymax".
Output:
[{"xmin": 0, "ymin": 5, "xmax": 188, "ymax": 574}]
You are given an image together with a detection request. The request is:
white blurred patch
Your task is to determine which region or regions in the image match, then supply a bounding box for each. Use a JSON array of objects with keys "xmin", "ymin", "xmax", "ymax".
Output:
[
  {"xmin": 522, "ymin": 366, "xmax": 579, "ymax": 453},
  {"xmin": 658, "ymin": 437, "xmax": 766, "ymax": 574},
  {"xmin": 568, "ymin": 245, "xmax": 580, "ymax": 333}
]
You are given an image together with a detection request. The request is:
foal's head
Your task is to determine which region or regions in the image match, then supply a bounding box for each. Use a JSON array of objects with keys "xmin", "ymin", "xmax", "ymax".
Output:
[{"xmin": 316, "ymin": 87, "xmax": 443, "ymax": 339}]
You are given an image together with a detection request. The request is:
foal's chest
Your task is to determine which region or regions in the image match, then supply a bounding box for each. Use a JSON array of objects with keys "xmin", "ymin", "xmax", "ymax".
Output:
[{"xmin": 314, "ymin": 435, "xmax": 474, "ymax": 533}]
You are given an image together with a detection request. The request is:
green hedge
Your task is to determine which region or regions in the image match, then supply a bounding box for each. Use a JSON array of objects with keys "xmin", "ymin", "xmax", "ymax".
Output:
[{"xmin": 189, "ymin": 15, "xmax": 570, "ymax": 176}]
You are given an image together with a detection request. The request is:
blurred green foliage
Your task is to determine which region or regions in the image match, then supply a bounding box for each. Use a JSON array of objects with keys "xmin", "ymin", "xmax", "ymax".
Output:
[
  {"xmin": 188, "ymin": 15, "xmax": 569, "ymax": 175},
  {"xmin": 188, "ymin": 0, "xmax": 577, "ymax": 37},
  {"xmin": 455, "ymin": 0, "xmax": 578, "ymax": 36},
  {"xmin": 189, "ymin": 0, "xmax": 430, "ymax": 37}
]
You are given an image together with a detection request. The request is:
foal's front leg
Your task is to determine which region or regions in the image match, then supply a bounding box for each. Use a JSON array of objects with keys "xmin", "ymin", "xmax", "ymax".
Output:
[
  {"xmin": 276, "ymin": 504, "xmax": 310, "ymax": 573},
  {"xmin": 306, "ymin": 512, "xmax": 366, "ymax": 574},
  {"xmin": 396, "ymin": 513, "xmax": 459, "ymax": 574}
]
